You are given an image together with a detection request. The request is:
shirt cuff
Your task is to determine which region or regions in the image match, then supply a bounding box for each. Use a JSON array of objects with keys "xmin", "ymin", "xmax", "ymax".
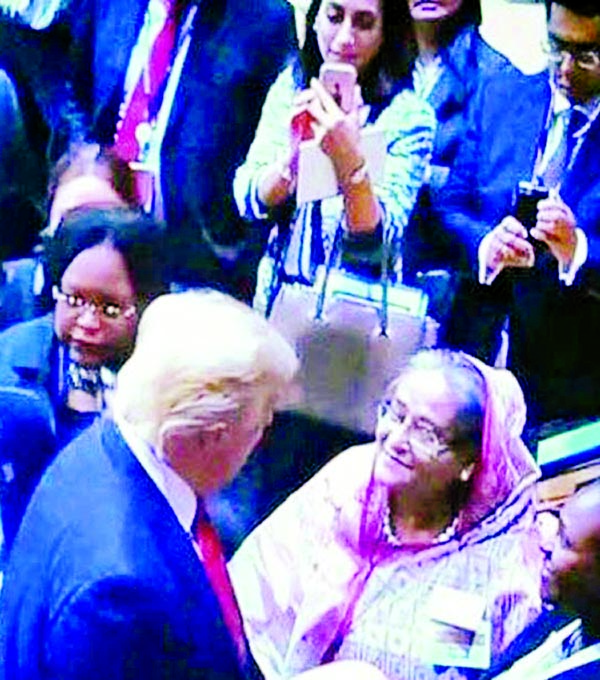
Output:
[
  {"xmin": 559, "ymin": 228, "xmax": 588, "ymax": 286},
  {"xmin": 478, "ymin": 231, "xmax": 501, "ymax": 285},
  {"xmin": 248, "ymin": 168, "xmax": 272, "ymax": 220}
]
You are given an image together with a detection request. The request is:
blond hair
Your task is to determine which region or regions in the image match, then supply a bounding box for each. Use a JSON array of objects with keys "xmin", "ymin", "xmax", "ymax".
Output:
[{"xmin": 112, "ymin": 290, "xmax": 298, "ymax": 448}]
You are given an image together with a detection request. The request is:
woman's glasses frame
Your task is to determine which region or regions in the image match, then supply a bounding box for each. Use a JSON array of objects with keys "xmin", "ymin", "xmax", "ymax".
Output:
[
  {"xmin": 52, "ymin": 286, "xmax": 136, "ymax": 322},
  {"xmin": 377, "ymin": 399, "xmax": 454, "ymax": 460}
]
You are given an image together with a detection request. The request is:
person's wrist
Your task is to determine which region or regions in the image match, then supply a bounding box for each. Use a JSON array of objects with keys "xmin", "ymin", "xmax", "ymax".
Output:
[
  {"xmin": 277, "ymin": 158, "xmax": 293, "ymax": 183},
  {"xmin": 340, "ymin": 158, "xmax": 368, "ymax": 188}
]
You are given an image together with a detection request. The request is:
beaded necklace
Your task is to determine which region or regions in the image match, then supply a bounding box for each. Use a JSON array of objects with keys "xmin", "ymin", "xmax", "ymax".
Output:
[{"xmin": 382, "ymin": 503, "xmax": 458, "ymax": 547}]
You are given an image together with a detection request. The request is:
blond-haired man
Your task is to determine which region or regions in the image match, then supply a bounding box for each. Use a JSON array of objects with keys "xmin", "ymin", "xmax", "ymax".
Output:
[{"xmin": 0, "ymin": 290, "xmax": 298, "ymax": 680}]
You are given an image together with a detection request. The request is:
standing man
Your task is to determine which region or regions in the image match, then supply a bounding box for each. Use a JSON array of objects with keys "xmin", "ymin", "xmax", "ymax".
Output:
[
  {"xmin": 7, "ymin": 0, "xmax": 296, "ymax": 300},
  {"xmin": 0, "ymin": 290, "xmax": 299, "ymax": 679},
  {"xmin": 74, "ymin": 0, "xmax": 296, "ymax": 299},
  {"xmin": 439, "ymin": 0, "xmax": 600, "ymax": 429}
]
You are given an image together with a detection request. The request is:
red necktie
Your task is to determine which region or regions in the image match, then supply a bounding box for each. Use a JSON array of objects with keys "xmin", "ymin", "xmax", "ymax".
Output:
[
  {"xmin": 113, "ymin": 0, "xmax": 181, "ymax": 206},
  {"xmin": 193, "ymin": 505, "xmax": 248, "ymax": 664}
]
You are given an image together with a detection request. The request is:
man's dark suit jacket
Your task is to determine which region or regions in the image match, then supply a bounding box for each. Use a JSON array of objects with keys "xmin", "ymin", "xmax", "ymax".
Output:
[
  {"xmin": 64, "ymin": 0, "xmax": 295, "ymax": 297},
  {"xmin": 438, "ymin": 69, "xmax": 600, "ymax": 425},
  {"xmin": 0, "ymin": 417, "xmax": 262, "ymax": 679}
]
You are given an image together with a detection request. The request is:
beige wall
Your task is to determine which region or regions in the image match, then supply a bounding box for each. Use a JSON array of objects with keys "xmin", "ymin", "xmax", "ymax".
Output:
[{"xmin": 480, "ymin": 0, "xmax": 547, "ymax": 74}]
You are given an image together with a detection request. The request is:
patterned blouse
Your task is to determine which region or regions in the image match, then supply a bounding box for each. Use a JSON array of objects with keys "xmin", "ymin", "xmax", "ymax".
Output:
[
  {"xmin": 233, "ymin": 66, "xmax": 436, "ymax": 313},
  {"xmin": 230, "ymin": 356, "xmax": 544, "ymax": 680}
]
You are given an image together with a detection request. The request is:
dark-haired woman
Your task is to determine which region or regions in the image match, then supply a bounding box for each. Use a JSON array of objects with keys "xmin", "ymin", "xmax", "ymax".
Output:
[
  {"xmin": 234, "ymin": 0, "xmax": 435, "ymax": 313},
  {"xmin": 403, "ymin": 0, "xmax": 516, "ymax": 281},
  {"xmin": 0, "ymin": 206, "xmax": 167, "ymax": 450},
  {"xmin": 230, "ymin": 350, "xmax": 543, "ymax": 679}
]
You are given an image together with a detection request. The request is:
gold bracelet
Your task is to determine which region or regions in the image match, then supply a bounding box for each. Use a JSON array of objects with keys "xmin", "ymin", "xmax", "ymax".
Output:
[{"xmin": 345, "ymin": 159, "xmax": 368, "ymax": 186}]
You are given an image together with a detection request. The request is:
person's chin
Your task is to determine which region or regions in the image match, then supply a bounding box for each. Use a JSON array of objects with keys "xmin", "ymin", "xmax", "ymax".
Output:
[
  {"xmin": 69, "ymin": 342, "xmax": 109, "ymax": 367},
  {"xmin": 374, "ymin": 447, "xmax": 414, "ymax": 486},
  {"xmin": 555, "ymin": 80, "xmax": 585, "ymax": 104}
]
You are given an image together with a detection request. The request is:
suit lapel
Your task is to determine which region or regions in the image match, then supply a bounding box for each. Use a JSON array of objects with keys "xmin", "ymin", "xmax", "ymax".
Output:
[
  {"xmin": 93, "ymin": 0, "xmax": 147, "ymax": 115},
  {"xmin": 564, "ymin": 116, "xmax": 600, "ymax": 205},
  {"xmin": 97, "ymin": 417, "xmax": 246, "ymax": 661},
  {"xmin": 163, "ymin": 0, "xmax": 224, "ymax": 140}
]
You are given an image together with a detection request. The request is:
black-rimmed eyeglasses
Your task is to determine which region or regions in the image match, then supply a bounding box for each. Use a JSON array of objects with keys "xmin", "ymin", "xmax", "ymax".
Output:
[{"xmin": 542, "ymin": 36, "xmax": 600, "ymax": 71}]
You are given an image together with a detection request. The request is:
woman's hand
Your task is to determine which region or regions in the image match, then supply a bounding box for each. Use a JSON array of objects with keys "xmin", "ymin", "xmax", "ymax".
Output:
[
  {"xmin": 304, "ymin": 77, "xmax": 380, "ymax": 234},
  {"xmin": 305, "ymin": 78, "xmax": 365, "ymax": 186}
]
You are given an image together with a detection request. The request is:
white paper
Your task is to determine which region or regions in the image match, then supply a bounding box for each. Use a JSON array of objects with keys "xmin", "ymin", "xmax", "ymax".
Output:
[{"xmin": 296, "ymin": 128, "xmax": 386, "ymax": 204}]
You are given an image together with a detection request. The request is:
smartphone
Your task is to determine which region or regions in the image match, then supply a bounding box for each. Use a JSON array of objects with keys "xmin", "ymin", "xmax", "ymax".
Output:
[
  {"xmin": 319, "ymin": 62, "xmax": 357, "ymax": 114},
  {"xmin": 513, "ymin": 180, "xmax": 549, "ymax": 232}
]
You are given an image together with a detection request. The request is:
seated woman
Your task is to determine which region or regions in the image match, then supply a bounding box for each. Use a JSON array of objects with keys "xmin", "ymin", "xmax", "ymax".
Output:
[
  {"xmin": 229, "ymin": 349, "xmax": 543, "ymax": 679},
  {"xmin": 0, "ymin": 205, "xmax": 167, "ymax": 451},
  {"xmin": 233, "ymin": 0, "xmax": 435, "ymax": 314},
  {"xmin": 402, "ymin": 0, "xmax": 515, "ymax": 285}
]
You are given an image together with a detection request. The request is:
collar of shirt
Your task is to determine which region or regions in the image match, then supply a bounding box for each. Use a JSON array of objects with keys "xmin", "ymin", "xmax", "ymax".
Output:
[
  {"xmin": 553, "ymin": 88, "xmax": 600, "ymax": 132},
  {"xmin": 112, "ymin": 408, "xmax": 197, "ymax": 534}
]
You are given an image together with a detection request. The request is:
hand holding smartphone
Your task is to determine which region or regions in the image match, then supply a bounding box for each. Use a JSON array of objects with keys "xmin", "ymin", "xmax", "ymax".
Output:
[
  {"xmin": 513, "ymin": 180, "xmax": 549, "ymax": 233},
  {"xmin": 319, "ymin": 63, "xmax": 358, "ymax": 114}
]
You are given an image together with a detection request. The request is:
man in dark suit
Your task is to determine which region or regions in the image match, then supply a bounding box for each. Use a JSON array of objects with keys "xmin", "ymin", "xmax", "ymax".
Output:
[
  {"xmin": 481, "ymin": 481, "xmax": 600, "ymax": 679},
  {"xmin": 5, "ymin": 0, "xmax": 294, "ymax": 299},
  {"xmin": 0, "ymin": 290, "xmax": 299, "ymax": 679},
  {"xmin": 71, "ymin": 0, "xmax": 295, "ymax": 299},
  {"xmin": 438, "ymin": 0, "xmax": 600, "ymax": 428}
]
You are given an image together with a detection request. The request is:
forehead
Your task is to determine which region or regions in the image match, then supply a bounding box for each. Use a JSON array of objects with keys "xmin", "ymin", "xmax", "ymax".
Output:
[
  {"xmin": 390, "ymin": 368, "xmax": 458, "ymax": 430},
  {"xmin": 61, "ymin": 243, "xmax": 135, "ymax": 298},
  {"xmin": 560, "ymin": 487, "xmax": 600, "ymax": 546},
  {"xmin": 549, "ymin": 5, "xmax": 600, "ymax": 45},
  {"xmin": 320, "ymin": 0, "xmax": 382, "ymax": 15}
]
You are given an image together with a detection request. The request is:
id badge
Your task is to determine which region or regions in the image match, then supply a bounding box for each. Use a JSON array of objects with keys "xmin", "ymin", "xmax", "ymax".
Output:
[{"xmin": 417, "ymin": 585, "xmax": 492, "ymax": 670}]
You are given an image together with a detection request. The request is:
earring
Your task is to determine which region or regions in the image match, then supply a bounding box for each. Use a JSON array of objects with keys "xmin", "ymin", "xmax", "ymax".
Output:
[{"xmin": 460, "ymin": 467, "xmax": 473, "ymax": 483}]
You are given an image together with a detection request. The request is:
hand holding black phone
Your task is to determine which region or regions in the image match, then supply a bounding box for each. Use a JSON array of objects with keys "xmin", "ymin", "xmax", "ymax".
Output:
[{"xmin": 513, "ymin": 180, "xmax": 549, "ymax": 232}]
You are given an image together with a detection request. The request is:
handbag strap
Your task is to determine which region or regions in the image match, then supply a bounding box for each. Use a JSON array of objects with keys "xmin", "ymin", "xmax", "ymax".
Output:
[
  {"xmin": 379, "ymin": 231, "xmax": 390, "ymax": 337},
  {"xmin": 314, "ymin": 218, "xmax": 344, "ymax": 321},
  {"xmin": 315, "ymin": 219, "xmax": 391, "ymax": 335},
  {"xmin": 264, "ymin": 202, "xmax": 297, "ymax": 318}
]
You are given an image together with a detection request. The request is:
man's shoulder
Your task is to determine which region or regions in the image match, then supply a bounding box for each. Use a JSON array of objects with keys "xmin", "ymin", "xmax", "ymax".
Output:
[
  {"xmin": 480, "ymin": 68, "xmax": 550, "ymax": 110},
  {"xmin": 218, "ymin": 0, "xmax": 294, "ymax": 40}
]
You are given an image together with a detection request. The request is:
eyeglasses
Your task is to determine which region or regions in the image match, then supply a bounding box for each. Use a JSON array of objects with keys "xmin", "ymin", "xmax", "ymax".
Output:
[
  {"xmin": 542, "ymin": 37, "xmax": 600, "ymax": 71},
  {"xmin": 378, "ymin": 399, "xmax": 453, "ymax": 459},
  {"xmin": 53, "ymin": 286, "xmax": 137, "ymax": 322}
]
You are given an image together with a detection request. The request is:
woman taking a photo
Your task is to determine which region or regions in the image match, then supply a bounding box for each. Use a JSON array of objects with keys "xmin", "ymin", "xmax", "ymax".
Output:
[{"xmin": 234, "ymin": 0, "xmax": 435, "ymax": 313}]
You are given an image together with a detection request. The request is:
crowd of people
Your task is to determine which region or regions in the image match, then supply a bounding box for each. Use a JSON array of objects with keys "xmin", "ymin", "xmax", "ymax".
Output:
[{"xmin": 0, "ymin": 0, "xmax": 600, "ymax": 678}]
